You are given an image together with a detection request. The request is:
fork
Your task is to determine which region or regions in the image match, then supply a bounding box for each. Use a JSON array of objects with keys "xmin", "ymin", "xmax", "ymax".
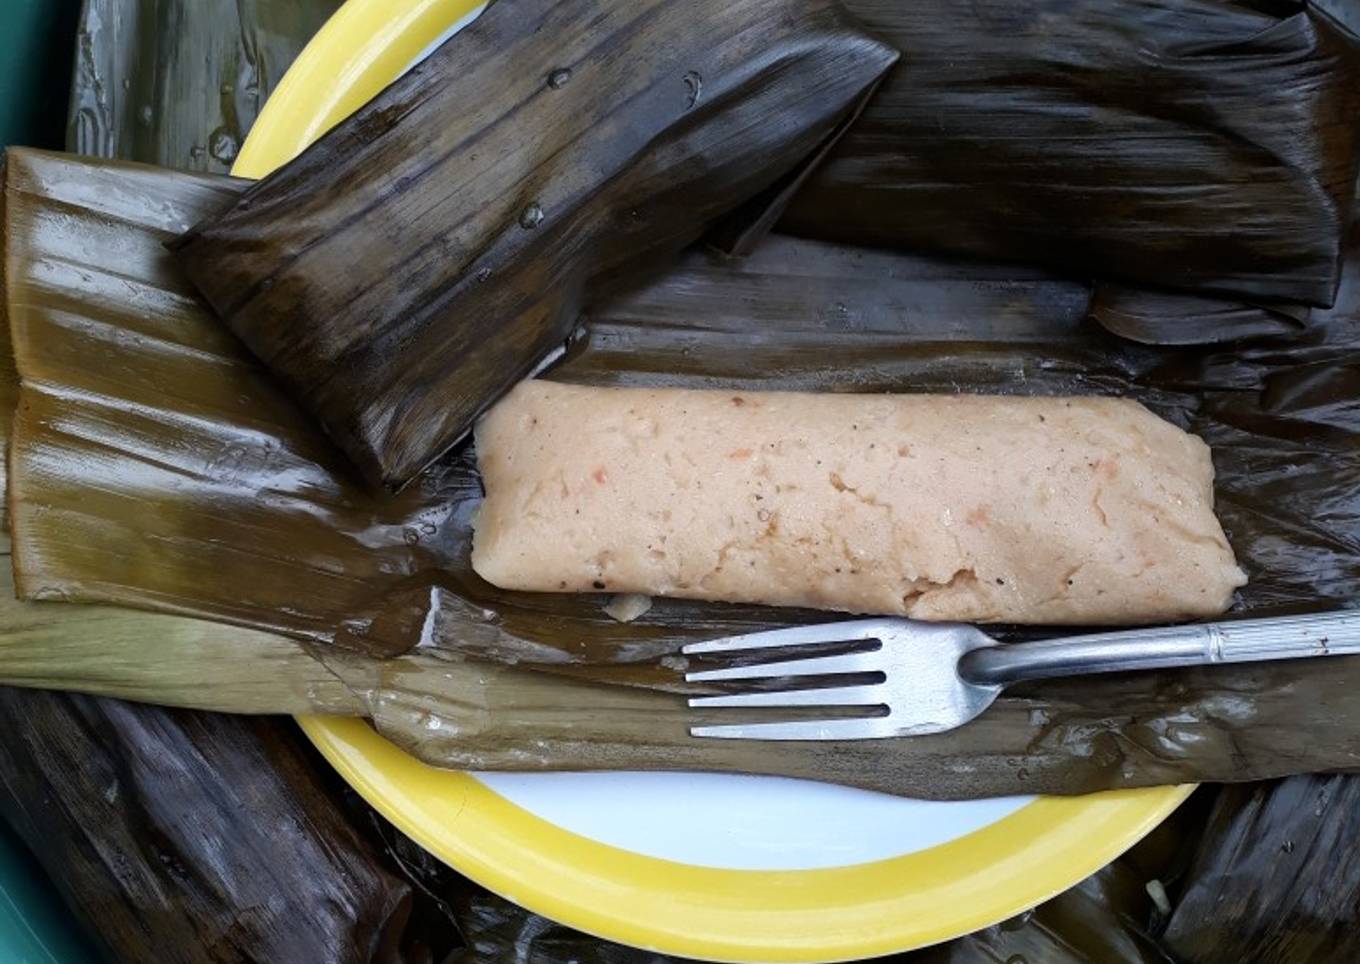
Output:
[{"xmin": 682, "ymin": 610, "xmax": 1360, "ymax": 740}]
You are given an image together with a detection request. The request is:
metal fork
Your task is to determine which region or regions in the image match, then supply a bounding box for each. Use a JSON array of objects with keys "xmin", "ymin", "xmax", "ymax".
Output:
[{"xmin": 682, "ymin": 610, "xmax": 1360, "ymax": 740}]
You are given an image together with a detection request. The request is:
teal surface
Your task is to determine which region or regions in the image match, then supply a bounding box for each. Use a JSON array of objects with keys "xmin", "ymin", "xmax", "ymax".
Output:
[
  {"xmin": 3, "ymin": 5, "xmax": 104, "ymax": 962},
  {"xmin": 0, "ymin": 824, "xmax": 100, "ymax": 963},
  {"xmin": 0, "ymin": 0, "xmax": 82, "ymax": 149}
]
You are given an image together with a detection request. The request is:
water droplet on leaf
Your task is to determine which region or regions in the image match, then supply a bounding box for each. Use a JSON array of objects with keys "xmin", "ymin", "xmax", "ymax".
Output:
[
  {"xmin": 682, "ymin": 70, "xmax": 703, "ymax": 110},
  {"xmin": 519, "ymin": 203, "xmax": 544, "ymax": 229},
  {"xmin": 209, "ymin": 127, "xmax": 239, "ymax": 164}
]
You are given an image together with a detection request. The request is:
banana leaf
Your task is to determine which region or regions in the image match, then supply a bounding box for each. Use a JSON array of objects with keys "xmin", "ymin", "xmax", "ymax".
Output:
[
  {"xmin": 169, "ymin": 0, "xmax": 898, "ymax": 490},
  {"xmin": 1087, "ymin": 285, "xmax": 1314, "ymax": 347},
  {"xmin": 0, "ymin": 691, "xmax": 427, "ymax": 964},
  {"xmin": 67, "ymin": 0, "xmax": 344, "ymax": 172},
  {"xmin": 1162, "ymin": 774, "xmax": 1360, "ymax": 964},
  {"xmin": 10, "ymin": 150, "xmax": 1360, "ymax": 798},
  {"xmin": 0, "ymin": 8, "xmax": 458, "ymax": 961},
  {"xmin": 780, "ymin": 0, "xmax": 1360, "ymax": 309},
  {"xmin": 1317, "ymin": 0, "xmax": 1360, "ymax": 38}
]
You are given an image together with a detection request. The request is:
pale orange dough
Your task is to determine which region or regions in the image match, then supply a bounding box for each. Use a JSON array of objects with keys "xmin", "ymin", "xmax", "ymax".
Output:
[{"xmin": 472, "ymin": 381, "xmax": 1246, "ymax": 624}]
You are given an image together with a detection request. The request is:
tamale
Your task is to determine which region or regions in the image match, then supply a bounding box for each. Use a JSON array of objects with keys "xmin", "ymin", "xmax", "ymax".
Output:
[
  {"xmin": 2, "ymin": 149, "xmax": 465, "ymax": 648},
  {"xmin": 170, "ymin": 0, "xmax": 898, "ymax": 489},
  {"xmin": 13, "ymin": 153, "xmax": 1360, "ymax": 798},
  {"xmin": 1162, "ymin": 775, "xmax": 1360, "ymax": 964},
  {"xmin": 781, "ymin": 0, "xmax": 1360, "ymax": 307},
  {"xmin": 0, "ymin": 691, "xmax": 424, "ymax": 964},
  {"xmin": 67, "ymin": 0, "xmax": 343, "ymax": 171}
]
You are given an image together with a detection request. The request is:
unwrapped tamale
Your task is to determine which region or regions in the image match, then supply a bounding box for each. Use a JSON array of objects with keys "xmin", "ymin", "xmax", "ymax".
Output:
[
  {"xmin": 171, "ymin": 0, "xmax": 898, "ymax": 489},
  {"xmin": 782, "ymin": 0, "xmax": 1360, "ymax": 307},
  {"xmin": 11, "ymin": 152, "xmax": 1360, "ymax": 800},
  {"xmin": 472, "ymin": 381, "xmax": 1246, "ymax": 623}
]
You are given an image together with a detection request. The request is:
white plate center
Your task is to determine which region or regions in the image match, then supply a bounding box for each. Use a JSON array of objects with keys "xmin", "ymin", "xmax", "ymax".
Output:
[{"xmin": 474, "ymin": 771, "xmax": 1032, "ymax": 871}]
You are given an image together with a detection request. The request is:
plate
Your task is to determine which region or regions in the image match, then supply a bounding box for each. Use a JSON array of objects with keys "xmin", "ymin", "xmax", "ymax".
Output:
[{"xmin": 236, "ymin": 3, "xmax": 1193, "ymax": 960}]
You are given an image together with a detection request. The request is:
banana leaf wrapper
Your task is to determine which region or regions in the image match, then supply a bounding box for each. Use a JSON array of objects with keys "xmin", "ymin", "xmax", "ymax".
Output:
[
  {"xmin": 0, "ymin": 11, "xmax": 455, "ymax": 958},
  {"xmin": 0, "ymin": 690, "xmax": 431, "ymax": 964},
  {"xmin": 67, "ymin": 0, "xmax": 344, "ymax": 172},
  {"xmin": 1320, "ymin": 0, "xmax": 1360, "ymax": 38},
  {"xmin": 1162, "ymin": 774, "xmax": 1360, "ymax": 964},
  {"xmin": 169, "ymin": 0, "xmax": 898, "ymax": 490},
  {"xmin": 1087, "ymin": 284, "xmax": 1315, "ymax": 347},
  {"xmin": 780, "ymin": 0, "xmax": 1360, "ymax": 308},
  {"xmin": 0, "ymin": 177, "xmax": 446, "ymax": 964},
  {"xmin": 10, "ymin": 151, "xmax": 1360, "ymax": 798}
]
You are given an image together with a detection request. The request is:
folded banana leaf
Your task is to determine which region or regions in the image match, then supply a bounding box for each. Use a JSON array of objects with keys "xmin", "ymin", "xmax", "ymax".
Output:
[
  {"xmin": 170, "ymin": 0, "xmax": 898, "ymax": 490},
  {"xmin": 10, "ymin": 150, "xmax": 1360, "ymax": 798},
  {"xmin": 0, "ymin": 690, "xmax": 430, "ymax": 964},
  {"xmin": 1162, "ymin": 774, "xmax": 1360, "ymax": 964},
  {"xmin": 781, "ymin": 0, "xmax": 1360, "ymax": 308},
  {"xmin": 1317, "ymin": 0, "xmax": 1360, "ymax": 39},
  {"xmin": 0, "ymin": 11, "xmax": 458, "ymax": 960},
  {"xmin": 1086, "ymin": 285, "xmax": 1314, "ymax": 346},
  {"xmin": 67, "ymin": 0, "xmax": 344, "ymax": 171}
]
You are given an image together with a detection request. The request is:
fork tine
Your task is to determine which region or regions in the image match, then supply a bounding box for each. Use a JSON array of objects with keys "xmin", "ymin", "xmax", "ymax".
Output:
[
  {"xmin": 689, "ymin": 716, "xmax": 899, "ymax": 741},
  {"xmin": 681, "ymin": 619, "xmax": 888, "ymax": 656},
  {"xmin": 688, "ymin": 683, "xmax": 885, "ymax": 709},
  {"xmin": 685, "ymin": 649, "xmax": 881, "ymax": 683}
]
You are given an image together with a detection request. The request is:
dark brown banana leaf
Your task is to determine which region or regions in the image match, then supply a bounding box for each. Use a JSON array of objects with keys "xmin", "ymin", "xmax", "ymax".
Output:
[
  {"xmin": 67, "ymin": 0, "xmax": 343, "ymax": 171},
  {"xmin": 781, "ymin": 0, "xmax": 1360, "ymax": 308},
  {"xmin": 11, "ymin": 149, "xmax": 1360, "ymax": 799},
  {"xmin": 0, "ymin": 692, "xmax": 429, "ymax": 964},
  {"xmin": 170, "ymin": 0, "xmax": 898, "ymax": 490},
  {"xmin": 1317, "ymin": 0, "xmax": 1360, "ymax": 39},
  {"xmin": 0, "ymin": 11, "xmax": 453, "ymax": 961},
  {"xmin": 1162, "ymin": 774, "xmax": 1360, "ymax": 964},
  {"xmin": 1087, "ymin": 285, "xmax": 1314, "ymax": 347}
]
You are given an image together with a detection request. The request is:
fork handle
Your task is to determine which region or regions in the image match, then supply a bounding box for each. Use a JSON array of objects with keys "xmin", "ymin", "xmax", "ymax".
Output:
[{"xmin": 958, "ymin": 610, "xmax": 1360, "ymax": 687}]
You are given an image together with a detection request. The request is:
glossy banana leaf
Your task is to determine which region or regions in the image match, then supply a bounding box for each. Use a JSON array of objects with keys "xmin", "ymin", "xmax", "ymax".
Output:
[
  {"xmin": 1162, "ymin": 774, "xmax": 1360, "ymax": 964},
  {"xmin": 0, "ymin": 690, "xmax": 428, "ymax": 964},
  {"xmin": 170, "ymin": 0, "xmax": 898, "ymax": 490},
  {"xmin": 781, "ymin": 0, "xmax": 1360, "ymax": 308},
  {"xmin": 0, "ymin": 8, "xmax": 455, "ymax": 961},
  {"xmin": 67, "ymin": 0, "xmax": 344, "ymax": 172},
  {"xmin": 9, "ymin": 149, "xmax": 1360, "ymax": 798},
  {"xmin": 1086, "ymin": 284, "xmax": 1314, "ymax": 346}
]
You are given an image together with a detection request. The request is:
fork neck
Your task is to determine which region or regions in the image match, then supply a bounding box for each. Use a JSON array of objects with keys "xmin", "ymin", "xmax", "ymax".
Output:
[{"xmin": 958, "ymin": 625, "xmax": 1216, "ymax": 686}]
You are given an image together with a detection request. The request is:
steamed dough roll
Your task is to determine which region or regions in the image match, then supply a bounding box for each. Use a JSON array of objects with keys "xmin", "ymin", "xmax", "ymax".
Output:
[{"xmin": 471, "ymin": 381, "xmax": 1246, "ymax": 624}]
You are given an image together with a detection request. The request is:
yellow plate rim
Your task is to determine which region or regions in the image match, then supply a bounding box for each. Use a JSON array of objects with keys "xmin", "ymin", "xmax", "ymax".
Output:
[{"xmin": 238, "ymin": 1, "xmax": 1195, "ymax": 959}]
